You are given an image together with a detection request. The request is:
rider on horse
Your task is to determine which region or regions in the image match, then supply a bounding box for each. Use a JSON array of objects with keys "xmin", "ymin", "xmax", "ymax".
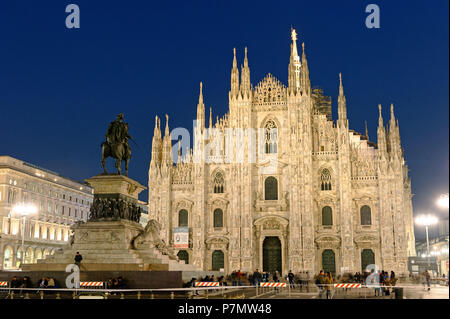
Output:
[{"xmin": 102, "ymin": 113, "xmax": 132, "ymax": 176}]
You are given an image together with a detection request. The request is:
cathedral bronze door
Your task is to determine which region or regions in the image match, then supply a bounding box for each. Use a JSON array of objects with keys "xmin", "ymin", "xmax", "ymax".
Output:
[
  {"xmin": 322, "ymin": 249, "xmax": 336, "ymax": 276},
  {"xmin": 263, "ymin": 237, "xmax": 282, "ymax": 275},
  {"xmin": 361, "ymin": 249, "xmax": 375, "ymax": 272}
]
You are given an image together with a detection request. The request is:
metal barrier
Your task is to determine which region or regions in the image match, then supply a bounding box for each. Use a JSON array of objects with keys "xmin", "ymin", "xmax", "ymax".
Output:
[
  {"xmin": 334, "ymin": 283, "xmax": 361, "ymax": 288},
  {"xmin": 0, "ymin": 283, "xmax": 439, "ymax": 300},
  {"xmin": 259, "ymin": 282, "xmax": 286, "ymax": 287},
  {"xmin": 195, "ymin": 282, "xmax": 220, "ymax": 287},
  {"xmin": 80, "ymin": 281, "xmax": 105, "ymax": 289}
]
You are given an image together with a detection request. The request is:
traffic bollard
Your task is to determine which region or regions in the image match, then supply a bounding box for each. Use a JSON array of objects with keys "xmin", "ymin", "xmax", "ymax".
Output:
[
  {"xmin": 72, "ymin": 291, "xmax": 77, "ymax": 299},
  {"xmin": 120, "ymin": 293, "xmax": 125, "ymax": 299},
  {"xmin": 40, "ymin": 291, "xmax": 44, "ymax": 299},
  {"xmin": 25, "ymin": 293, "xmax": 30, "ymax": 299},
  {"xmin": 56, "ymin": 293, "xmax": 61, "ymax": 299},
  {"xmin": 150, "ymin": 292, "xmax": 154, "ymax": 299},
  {"xmin": 170, "ymin": 292, "xmax": 174, "ymax": 299},
  {"xmin": 10, "ymin": 291, "xmax": 14, "ymax": 299},
  {"xmin": 137, "ymin": 291, "xmax": 141, "ymax": 300}
]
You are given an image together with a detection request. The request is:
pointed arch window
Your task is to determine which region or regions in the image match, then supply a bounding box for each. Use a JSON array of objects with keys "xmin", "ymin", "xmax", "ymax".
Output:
[
  {"xmin": 265, "ymin": 176, "xmax": 278, "ymax": 200},
  {"xmin": 322, "ymin": 206, "xmax": 333, "ymax": 226},
  {"xmin": 320, "ymin": 168, "xmax": 332, "ymax": 191},
  {"xmin": 178, "ymin": 209, "xmax": 188, "ymax": 227},
  {"xmin": 264, "ymin": 120, "xmax": 278, "ymax": 154},
  {"xmin": 213, "ymin": 208, "xmax": 224, "ymax": 228},
  {"xmin": 213, "ymin": 171, "xmax": 224, "ymax": 193},
  {"xmin": 360, "ymin": 205, "xmax": 372, "ymax": 225}
]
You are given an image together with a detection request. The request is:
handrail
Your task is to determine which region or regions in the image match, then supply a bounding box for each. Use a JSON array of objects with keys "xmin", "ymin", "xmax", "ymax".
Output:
[{"xmin": 0, "ymin": 283, "xmax": 435, "ymax": 293}]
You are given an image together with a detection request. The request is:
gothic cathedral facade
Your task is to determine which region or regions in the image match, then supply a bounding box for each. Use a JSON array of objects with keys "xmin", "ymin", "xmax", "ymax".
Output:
[{"xmin": 148, "ymin": 30, "xmax": 416, "ymax": 276}]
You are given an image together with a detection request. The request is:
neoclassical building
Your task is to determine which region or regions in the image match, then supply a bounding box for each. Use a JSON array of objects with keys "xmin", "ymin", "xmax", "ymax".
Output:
[
  {"xmin": 148, "ymin": 30, "xmax": 416, "ymax": 276},
  {"xmin": 0, "ymin": 156, "xmax": 93, "ymax": 270}
]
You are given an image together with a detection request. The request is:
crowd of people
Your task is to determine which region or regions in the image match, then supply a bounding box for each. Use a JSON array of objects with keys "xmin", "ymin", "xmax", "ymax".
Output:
[
  {"xmin": 105, "ymin": 276, "xmax": 127, "ymax": 290},
  {"xmin": 7, "ymin": 276, "xmax": 60, "ymax": 296}
]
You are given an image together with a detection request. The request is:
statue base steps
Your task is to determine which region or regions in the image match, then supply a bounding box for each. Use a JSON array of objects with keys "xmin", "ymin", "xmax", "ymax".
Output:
[{"xmin": 24, "ymin": 220, "xmax": 198, "ymax": 272}]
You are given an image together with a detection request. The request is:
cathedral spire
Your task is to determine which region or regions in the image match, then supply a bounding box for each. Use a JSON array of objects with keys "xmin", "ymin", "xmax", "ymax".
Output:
[
  {"xmin": 164, "ymin": 113, "xmax": 170, "ymax": 137},
  {"xmin": 230, "ymin": 48, "xmax": 240, "ymax": 97},
  {"xmin": 388, "ymin": 103, "xmax": 402, "ymax": 159},
  {"xmin": 209, "ymin": 107, "xmax": 212, "ymax": 129},
  {"xmin": 300, "ymin": 42, "xmax": 311, "ymax": 95},
  {"xmin": 378, "ymin": 103, "xmax": 384, "ymax": 128},
  {"xmin": 377, "ymin": 104, "xmax": 387, "ymax": 157},
  {"xmin": 337, "ymin": 73, "xmax": 348, "ymax": 127},
  {"xmin": 240, "ymin": 47, "xmax": 251, "ymax": 97},
  {"xmin": 153, "ymin": 115, "xmax": 159, "ymax": 137},
  {"xmin": 365, "ymin": 120, "xmax": 369, "ymax": 140},
  {"xmin": 288, "ymin": 28, "xmax": 301, "ymax": 93},
  {"xmin": 151, "ymin": 115, "xmax": 162, "ymax": 165},
  {"xmin": 162, "ymin": 114, "xmax": 173, "ymax": 165},
  {"xmin": 177, "ymin": 137, "xmax": 182, "ymax": 165},
  {"xmin": 389, "ymin": 103, "xmax": 396, "ymax": 134},
  {"xmin": 197, "ymin": 82, "xmax": 205, "ymax": 131}
]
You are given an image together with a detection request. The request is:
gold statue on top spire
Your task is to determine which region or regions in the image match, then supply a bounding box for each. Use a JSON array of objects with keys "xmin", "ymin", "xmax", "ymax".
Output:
[{"xmin": 291, "ymin": 28, "xmax": 298, "ymax": 41}]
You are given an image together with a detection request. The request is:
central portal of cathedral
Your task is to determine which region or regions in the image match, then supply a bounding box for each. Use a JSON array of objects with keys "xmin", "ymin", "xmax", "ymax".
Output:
[{"xmin": 263, "ymin": 236, "xmax": 282, "ymax": 275}]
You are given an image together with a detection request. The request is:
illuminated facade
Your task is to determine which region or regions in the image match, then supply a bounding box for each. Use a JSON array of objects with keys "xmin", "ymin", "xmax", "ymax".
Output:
[
  {"xmin": 148, "ymin": 30, "xmax": 416, "ymax": 276},
  {"xmin": 0, "ymin": 156, "xmax": 93, "ymax": 270}
]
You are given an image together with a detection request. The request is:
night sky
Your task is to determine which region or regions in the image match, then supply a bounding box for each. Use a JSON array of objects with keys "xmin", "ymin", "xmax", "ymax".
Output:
[{"xmin": 0, "ymin": 1, "xmax": 448, "ymax": 240}]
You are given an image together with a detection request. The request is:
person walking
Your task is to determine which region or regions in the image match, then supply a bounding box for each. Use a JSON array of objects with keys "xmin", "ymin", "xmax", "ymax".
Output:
[
  {"xmin": 288, "ymin": 270, "xmax": 295, "ymax": 289},
  {"xmin": 325, "ymin": 272, "xmax": 333, "ymax": 299},
  {"xmin": 425, "ymin": 271, "xmax": 431, "ymax": 291},
  {"xmin": 273, "ymin": 271, "xmax": 280, "ymax": 292},
  {"xmin": 237, "ymin": 270, "xmax": 242, "ymax": 286},
  {"xmin": 231, "ymin": 270, "xmax": 237, "ymax": 286},
  {"xmin": 315, "ymin": 270, "xmax": 325, "ymax": 299},
  {"xmin": 10, "ymin": 276, "xmax": 21, "ymax": 294},
  {"xmin": 18, "ymin": 276, "xmax": 32, "ymax": 296},
  {"xmin": 74, "ymin": 252, "xmax": 83, "ymax": 267},
  {"xmin": 305, "ymin": 271, "xmax": 310, "ymax": 292}
]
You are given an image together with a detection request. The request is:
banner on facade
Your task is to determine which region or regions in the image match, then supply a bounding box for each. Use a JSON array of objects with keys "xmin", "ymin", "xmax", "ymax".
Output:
[{"xmin": 173, "ymin": 227, "xmax": 189, "ymax": 248}]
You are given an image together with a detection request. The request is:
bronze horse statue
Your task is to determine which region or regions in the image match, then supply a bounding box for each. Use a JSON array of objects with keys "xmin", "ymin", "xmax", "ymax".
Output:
[
  {"xmin": 101, "ymin": 113, "xmax": 132, "ymax": 176},
  {"xmin": 101, "ymin": 141, "xmax": 131, "ymax": 176}
]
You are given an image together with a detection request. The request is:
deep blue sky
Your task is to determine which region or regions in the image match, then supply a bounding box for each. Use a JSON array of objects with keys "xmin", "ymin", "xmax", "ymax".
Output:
[{"xmin": 0, "ymin": 1, "xmax": 448, "ymax": 240}]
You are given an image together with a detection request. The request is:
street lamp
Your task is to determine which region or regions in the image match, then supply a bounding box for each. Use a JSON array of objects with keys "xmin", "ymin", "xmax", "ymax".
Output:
[
  {"xmin": 415, "ymin": 214, "xmax": 438, "ymax": 268},
  {"xmin": 12, "ymin": 203, "xmax": 38, "ymax": 266},
  {"xmin": 437, "ymin": 193, "xmax": 449, "ymax": 210}
]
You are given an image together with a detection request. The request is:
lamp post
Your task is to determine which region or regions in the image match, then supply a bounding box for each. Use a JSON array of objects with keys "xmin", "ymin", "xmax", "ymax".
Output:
[
  {"xmin": 437, "ymin": 193, "xmax": 449, "ymax": 210},
  {"xmin": 415, "ymin": 214, "xmax": 438, "ymax": 268},
  {"xmin": 12, "ymin": 203, "xmax": 37, "ymax": 266},
  {"xmin": 436, "ymin": 193, "xmax": 449, "ymax": 276}
]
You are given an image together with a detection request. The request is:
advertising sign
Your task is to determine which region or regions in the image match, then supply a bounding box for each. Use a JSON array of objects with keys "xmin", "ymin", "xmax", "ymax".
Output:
[{"xmin": 174, "ymin": 227, "xmax": 189, "ymax": 248}]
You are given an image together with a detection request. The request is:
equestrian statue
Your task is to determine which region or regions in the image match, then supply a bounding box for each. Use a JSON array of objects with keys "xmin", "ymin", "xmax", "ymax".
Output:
[{"xmin": 101, "ymin": 113, "xmax": 134, "ymax": 176}]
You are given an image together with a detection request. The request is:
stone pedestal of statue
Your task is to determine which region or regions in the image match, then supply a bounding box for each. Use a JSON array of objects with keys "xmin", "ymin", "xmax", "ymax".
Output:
[{"xmin": 23, "ymin": 174, "xmax": 198, "ymax": 273}]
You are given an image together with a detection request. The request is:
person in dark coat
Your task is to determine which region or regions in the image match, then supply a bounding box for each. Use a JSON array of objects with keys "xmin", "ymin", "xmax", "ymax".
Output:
[{"xmin": 74, "ymin": 252, "xmax": 83, "ymax": 266}]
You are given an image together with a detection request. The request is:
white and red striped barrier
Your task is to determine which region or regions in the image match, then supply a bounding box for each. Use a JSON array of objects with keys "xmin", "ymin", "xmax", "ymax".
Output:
[
  {"xmin": 259, "ymin": 282, "xmax": 287, "ymax": 288},
  {"xmin": 0, "ymin": 281, "xmax": 8, "ymax": 287},
  {"xmin": 195, "ymin": 282, "xmax": 220, "ymax": 287},
  {"xmin": 80, "ymin": 281, "xmax": 104, "ymax": 287},
  {"xmin": 334, "ymin": 283, "xmax": 361, "ymax": 288}
]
